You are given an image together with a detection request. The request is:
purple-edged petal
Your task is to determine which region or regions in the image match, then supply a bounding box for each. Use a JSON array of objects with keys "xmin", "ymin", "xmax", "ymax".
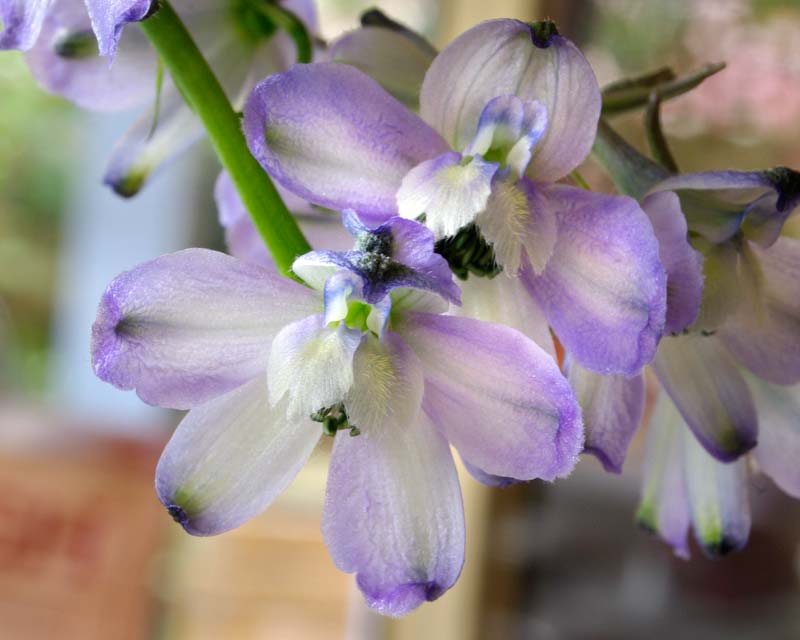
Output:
[
  {"xmin": 524, "ymin": 185, "xmax": 667, "ymax": 375},
  {"xmin": 567, "ymin": 362, "xmax": 644, "ymax": 474},
  {"xmin": 267, "ymin": 314, "xmax": 362, "ymax": 420},
  {"xmin": 454, "ymin": 273, "xmax": 555, "ymax": 359},
  {"xmin": 214, "ymin": 172, "xmax": 351, "ymax": 267},
  {"xmin": 25, "ymin": 0, "xmax": 156, "ymax": 111},
  {"xmin": 91, "ymin": 249, "xmax": 320, "ymax": 409},
  {"xmin": 323, "ymin": 334, "xmax": 463, "ymax": 617},
  {"xmin": 748, "ymin": 377, "xmax": 800, "ymax": 498},
  {"xmin": 460, "ymin": 458, "xmax": 519, "ymax": 488},
  {"xmin": 0, "ymin": 0, "xmax": 51, "ymax": 50},
  {"xmin": 641, "ymin": 192, "xmax": 704, "ymax": 334},
  {"xmin": 397, "ymin": 151, "xmax": 498, "ymax": 238},
  {"xmin": 720, "ymin": 236, "xmax": 800, "ymax": 384},
  {"xmin": 637, "ymin": 393, "xmax": 690, "ymax": 559},
  {"xmin": 420, "ymin": 19, "xmax": 600, "ymax": 182},
  {"xmin": 397, "ymin": 313, "xmax": 583, "ymax": 481},
  {"xmin": 328, "ymin": 22, "xmax": 436, "ymax": 108},
  {"xmin": 155, "ymin": 375, "xmax": 321, "ymax": 536},
  {"xmin": 683, "ymin": 424, "xmax": 751, "ymax": 558},
  {"xmin": 83, "ymin": 0, "xmax": 152, "ymax": 59},
  {"xmin": 652, "ymin": 168, "xmax": 800, "ymax": 247},
  {"xmin": 244, "ymin": 62, "xmax": 448, "ymax": 218},
  {"xmin": 652, "ymin": 335, "xmax": 758, "ymax": 461}
]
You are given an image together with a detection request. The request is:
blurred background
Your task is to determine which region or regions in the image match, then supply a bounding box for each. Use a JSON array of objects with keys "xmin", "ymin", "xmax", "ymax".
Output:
[{"xmin": 1, "ymin": 0, "xmax": 800, "ymax": 638}]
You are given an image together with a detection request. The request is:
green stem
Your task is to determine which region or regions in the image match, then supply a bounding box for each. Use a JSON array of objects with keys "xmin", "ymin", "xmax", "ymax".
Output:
[
  {"xmin": 570, "ymin": 170, "xmax": 591, "ymax": 190},
  {"xmin": 140, "ymin": 1, "xmax": 311, "ymax": 278},
  {"xmin": 256, "ymin": 2, "xmax": 313, "ymax": 64}
]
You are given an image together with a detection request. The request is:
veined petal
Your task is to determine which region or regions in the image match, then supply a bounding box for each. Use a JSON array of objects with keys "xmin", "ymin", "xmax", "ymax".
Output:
[
  {"xmin": 398, "ymin": 313, "xmax": 583, "ymax": 481},
  {"xmin": 453, "ymin": 271, "xmax": 555, "ymax": 359},
  {"xmin": 323, "ymin": 410, "xmax": 463, "ymax": 617},
  {"xmin": 91, "ymin": 249, "xmax": 320, "ymax": 409},
  {"xmin": 567, "ymin": 362, "xmax": 644, "ymax": 474},
  {"xmin": 683, "ymin": 425, "xmax": 751, "ymax": 558},
  {"xmin": 156, "ymin": 376, "xmax": 321, "ymax": 536},
  {"xmin": 244, "ymin": 63, "xmax": 448, "ymax": 218},
  {"xmin": 25, "ymin": 0, "xmax": 156, "ymax": 111},
  {"xmin": 720, "ymin": 236, "xmax": 800, "ymax": 384},
  {"xmin": 420, "ymin": 19, "xmax": 600, "ymax": 182},
  {"xmin": 0, "ymin": 0, "xmax": 52, "ymax": 50},
  {"xmin": 637, "ymin": 393, "xmax": 690, "ymax": 559},
  {"xmin": 524, "ymin": 185, "xmax": 667, "ymax": 375},
  {"xmin": 641, "ymin": 192, "xmax": 704, "ymax": 334},
  {"xmin": 328, "ymin": 22, "xmax": 436, "ymax": 109},
  {"xmin": 83, "ymin": 0, "xmax": 152, "ymax": 59},
  {"xmin": 397, "ymin": 151, "xmax": 498, "ymax": 238},
  {"xmin": 652, "ymin": 335, "xmax": 757, "ymax": 461},
  {"xmin": 748, "ymin": 377, "xmax": 800, "ymax": 498},
  {"xmin": 104, "ymin": 84, "xmax": 204, "ymax": 197},
  {"xmin": 267, "ymin": 314, "xmax": 362, "ymax": 420}
]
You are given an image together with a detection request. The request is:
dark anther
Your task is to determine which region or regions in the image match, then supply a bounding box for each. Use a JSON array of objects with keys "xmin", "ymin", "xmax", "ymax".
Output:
[
  {"xmin": 528, "ymin": 20, "xmax": 559, "ymax": 49},
  {"xmin": 435, "ymin": 224, "xmax": 502, "ymax": 280},
  {"xmin": 765, "ymin": 166, "xmax": 800, "ymax": 212},
  {"xmin": 167, "ymin": 504, "xmax": 188, "ymax": 526},
  {"xmin": 311, "ymin": 403, "xmax": 359, "ymax": 437}
]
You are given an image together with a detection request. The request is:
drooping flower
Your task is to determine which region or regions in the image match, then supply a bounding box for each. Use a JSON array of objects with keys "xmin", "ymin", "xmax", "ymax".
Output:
[
  {"xmin": 243, "ymin": 18, "xmax": 668, "ymax": 377},
  {"xmin": 9, "ymin": 0, "xmax": 316, "ymax": 196},
  {"xmin": 91, "ymin": 214, "xmax": 583, "ymax": 616}
]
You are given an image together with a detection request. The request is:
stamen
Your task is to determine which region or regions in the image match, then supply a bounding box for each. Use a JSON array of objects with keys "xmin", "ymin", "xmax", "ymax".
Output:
[{"xmin": 311, "ymin": 402, "xmax": 361, "ymax": 437}]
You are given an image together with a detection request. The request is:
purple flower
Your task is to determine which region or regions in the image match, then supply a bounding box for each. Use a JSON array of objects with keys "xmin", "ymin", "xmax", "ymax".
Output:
[
  {"xmin": 14, "ymin": 0, "xmax": 316, "ymax": 196},
  {"xmin": 91, "ymin": 216, "xmax": 583, "ymax": 616},
  {"xmin": 0, "ymin": 0, "xmax": 151, "ymax": 56},
  {"xmin": 243, "ymin": 19, "xmax": 668, "ymax": 377}
]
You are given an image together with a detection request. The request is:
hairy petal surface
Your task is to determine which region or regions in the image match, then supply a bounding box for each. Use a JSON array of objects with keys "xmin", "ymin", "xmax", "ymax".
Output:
[
  {"xmin": 653, "ymin": 335, "xmax": 758, "ymax": 461},
  {"xmin": 323, "ymin": 336, "xmax": 463, "ymax": 617},
  {"xmin": 720, "ymin": 236, "xmax": 800, "ymax": 384},
  {"xmin": 420, "ymin": 19, "xmax": 600, "ymax": 182},
  {"xmin": 641, "ymin": 192, "xmax": 704, "ymax": 334},
  {"xmin": 683, "ymin": 425, "xmax": 751, "ymax": 558},
  {"xmin": 748, "ymin": 377, "xmax": 800, "ymax": 498},
  {"xmin": 156, "ymin": 376, "xmax": 321, "ymax": 536},
  {"xmin": 567, "ymin": 362, "xmax": 644, "ymax": 474},
  {"xmin": 398, "ymin": 313, "xmax": 583, "ymax": 481},
  {"xmin": 637, "ymin": 393, "xmax": 690, "ymax": 559},
  {"xmin": 525, "ymin": 185, "xmax": 667, "ymax": 375},
  {"xmin": 91, "ymin": 249, "xmax": 320, "ymax": 409},
  {"xmin": 244, "ymin": 63, "xmax": 448, "ymax": 218}
]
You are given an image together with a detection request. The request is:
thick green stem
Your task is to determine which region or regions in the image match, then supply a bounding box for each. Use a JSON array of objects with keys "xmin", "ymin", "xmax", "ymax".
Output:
[{"xmin": 140, "ymin": 1, "xmax": 311, "ymax": 278}]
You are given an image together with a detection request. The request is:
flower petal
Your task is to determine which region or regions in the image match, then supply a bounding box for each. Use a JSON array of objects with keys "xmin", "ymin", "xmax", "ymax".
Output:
[
  {"xmin": 398, "ymin": 312, "xmax": 583, "ymax": 481},
  {"xmin": 397, "ymin": 151, "xmax": 497, "ymax": 238},
  {"xmin": 267, "ymin": 314, "xmax": 362, "ymax": 420},
  {"xmin": 91, "ymin": 249, "xmax": 320, "ymax": 409},
  {"xmin": 720, "ymin": 236, "xmax": 800, "ymax": 384},
  {"xmin": 155, "ymin": 375, "xmax": 321, "ymax": 536},
  {"xmin": 420, "ymin": 19, "xmax": 600, "ymax": 182},
  {"xmin": 748, "ymin": 377, "xmax": 800, "ymax": 498},
  {"xmin": 567, "ymin": 363, "xmax": 644, "ymax": 474},
  {"xmin": 104, "ymin": 85, "xmax": 204, "ymax": 197},
  {"xmin": 637, "ymin": 393, "xmax": 690, "ymax": 559},
  {"xmin": 460, "ymin": 458, "xmax": 518, "ymax": 488},
  {"xmin": 83, "ymin": 0, "xmax": 152, "ymax": 59},
  {"xmin": 524, "ymin": 185, "xmax": 667, "ymax": 375},
  {"xmin": 683, "ymin": 424, "xmax": 751, "ymax": 558},
  {"xmin": 323, "ymin": 410, "xmax": 463, "ymax": 617},
  {"xmin": 0, "ymin": 0, "xmax": 51, "ymax": 50},
  {"xmin": 328, "ymin": 21, "xmax": 436, "ymax": 108},
  {"xmin": 453, "ymin": 272, "xmax": 555, "ymax": 359},
  {"xmin": 652, "ymin": 335, "xmax": 757, "ymax": 461},
  {"xmin": 24, "ymin": 0, "xmax": 156, "ymax": 111},
  {"xmin": 244, "ymin": 62, "xmax": 448, "ymax": 218},
  {"xmin": 641, "ymin": 192, "xmax": 704, "ymax": 335}
]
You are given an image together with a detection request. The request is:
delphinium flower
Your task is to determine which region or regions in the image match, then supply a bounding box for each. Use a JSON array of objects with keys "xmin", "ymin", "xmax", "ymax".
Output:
[
  {"xmin": 243, "ymin": 18, "xmax": 668, "ymax": 380},
  {"xmin": 91, "ymin": 213, "xmax": 584, "ymax": 615},
  {"xmin": 2, "ymin": 0, "xmax": 316, "ymax": 196},
  {"xmin": 577, "ymin": 119, "xmax": 800, "ymax": 556}
]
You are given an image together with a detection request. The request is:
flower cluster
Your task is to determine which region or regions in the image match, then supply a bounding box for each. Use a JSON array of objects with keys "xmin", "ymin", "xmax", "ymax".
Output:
[{"xmin": 3, "ymin": 1, "xmax": 799, "ymax": 617}]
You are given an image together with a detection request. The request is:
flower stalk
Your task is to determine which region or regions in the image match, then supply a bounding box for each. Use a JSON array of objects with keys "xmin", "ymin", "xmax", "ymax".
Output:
[{"xmin": 139, "ymin": 0, "xmax": 311, "ymax": 278}]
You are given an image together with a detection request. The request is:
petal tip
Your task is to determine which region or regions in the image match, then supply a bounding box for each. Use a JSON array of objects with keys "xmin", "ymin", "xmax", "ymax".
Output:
[
  {"xmin": 527, "ymin": 20, "xmax": 560, "ymax": 48},
  {"xmin": 699, "ymin": 534, "xmax": 747, "ymax": 560},
  {"xmin": 583, "ymin": 445, "xmax": 623, "ymax": 474},
  {"xmin": 359, "ymin": 578, "xmax": 450, "ymax": 617}
]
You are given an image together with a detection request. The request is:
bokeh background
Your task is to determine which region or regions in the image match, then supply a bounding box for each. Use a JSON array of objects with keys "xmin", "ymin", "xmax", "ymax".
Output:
[{"xmin": 1, "ymin": 0, "xmax": 800, "ymax": 638}]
